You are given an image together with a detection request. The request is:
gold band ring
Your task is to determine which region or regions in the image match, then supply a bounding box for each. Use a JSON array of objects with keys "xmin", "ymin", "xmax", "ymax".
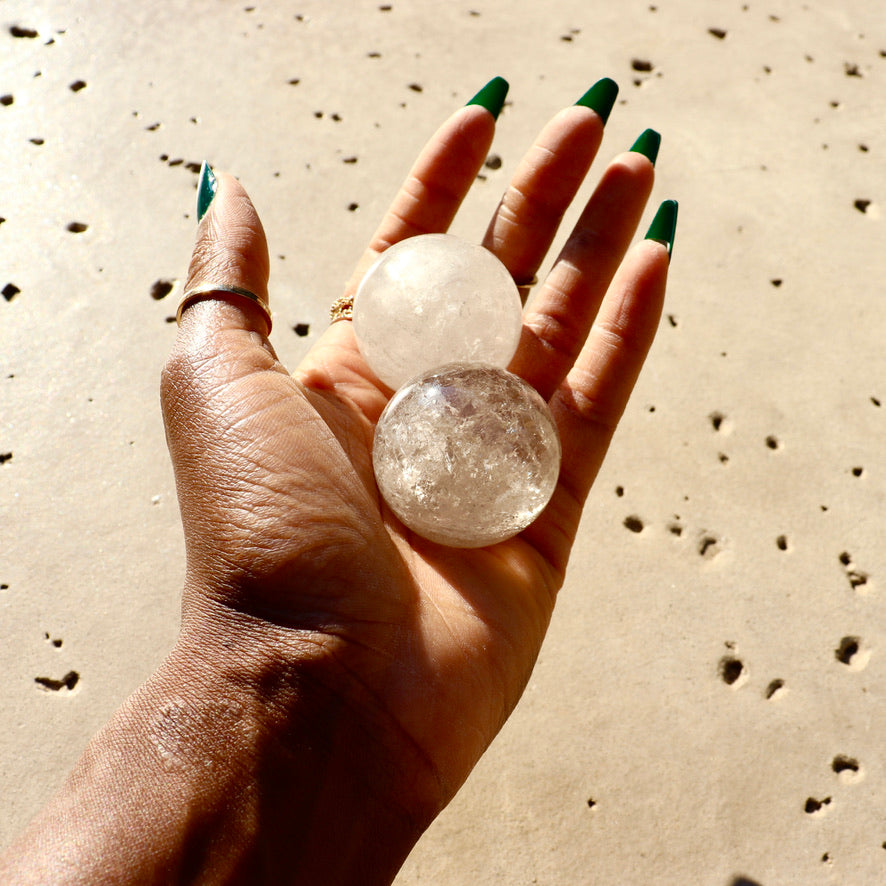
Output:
[
  {"xmin": 515, "ymin": 274, "xmax": 538, "ymax": 305},
  {"xmin": 177, "ymin": 283, "xmax": 272, "ymax": 332},
  {"xmin": 330, "ymin": 294, "xmax": 354, "ymax": 323}
]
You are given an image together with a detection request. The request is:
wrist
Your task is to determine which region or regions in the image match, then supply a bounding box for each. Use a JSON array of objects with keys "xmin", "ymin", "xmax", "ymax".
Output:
[
  {"xmin": 1, "ymin": 604, "xmax": 430, "ymax": 886},
  {"xmin": 165, "ymin": 603, "xmax": 435, "ymax": 883},
  {"xmin": 170, "ymin": 607, "xmax": 444, "ymax": 886}
]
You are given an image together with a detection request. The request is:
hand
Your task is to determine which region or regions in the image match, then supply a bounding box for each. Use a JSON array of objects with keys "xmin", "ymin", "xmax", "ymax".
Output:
[
  {"xmin": 0, "ymin": 79, "xmax": 674, "ymax": 886},
  {"xmin": 163, "ymin": 77, "xmax": 670, "ymax": 850}
]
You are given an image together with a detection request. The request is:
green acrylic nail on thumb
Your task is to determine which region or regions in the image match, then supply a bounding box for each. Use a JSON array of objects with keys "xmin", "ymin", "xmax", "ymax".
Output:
[
  {"xmin": 645, "ymin": 199, "xmax": 678, "ymax": 259},
  {"xmin": 466, "ymin": 76, "xmax": 509, "ymax": 121},
  {"xmin": 196, "ymin": 161, "xmax": 218, "ymax": 223}
]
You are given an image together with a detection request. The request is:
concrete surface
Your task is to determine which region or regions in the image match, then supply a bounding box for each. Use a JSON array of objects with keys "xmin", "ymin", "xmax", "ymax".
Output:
[{"xmin": 2, "ymin": 1, "xmax": 886, "ymax": 883}]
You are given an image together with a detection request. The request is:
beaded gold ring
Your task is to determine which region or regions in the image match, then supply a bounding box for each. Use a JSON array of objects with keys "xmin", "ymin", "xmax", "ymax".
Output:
[{"xmin": 329, "ymin": 294, "xmax": 355, "ymax": 323}]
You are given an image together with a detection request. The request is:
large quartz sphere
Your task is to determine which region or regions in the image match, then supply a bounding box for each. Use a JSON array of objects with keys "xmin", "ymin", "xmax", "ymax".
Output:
[
  {"xmin": 353, "ymin": 233, "xmax": 523, "ymax": 390},
  {"xmin": 373, "ymin": 363, "xmax": 561, "ymax": 548}
]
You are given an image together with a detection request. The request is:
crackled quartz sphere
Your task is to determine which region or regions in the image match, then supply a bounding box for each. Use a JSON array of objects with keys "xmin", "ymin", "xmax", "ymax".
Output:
[
  {"xmin": 353, "ymin": 233, "xmax": 523, "ymax": 390},
  {"xmin": 373, "ymin": 363, "xmax": 561, "ymax": 548}
]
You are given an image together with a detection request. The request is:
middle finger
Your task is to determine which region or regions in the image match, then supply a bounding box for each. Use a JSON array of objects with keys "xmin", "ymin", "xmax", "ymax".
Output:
[{"xmin": 481, "ymin": 78, "xmax": 619, "ymax": 286}]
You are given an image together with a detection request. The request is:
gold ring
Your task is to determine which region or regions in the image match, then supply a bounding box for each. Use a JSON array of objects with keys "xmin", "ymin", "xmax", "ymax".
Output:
[
  {"xmin": 177, "ymin": 283, "xmax": 272, "ymax": 332},
  {"xmin": 515, "ymin": 274, "xmax": 538, "ymax": 305},
  {"xmin": 330, "ymin": 294, "xmax": 354, "ymax": 323}
]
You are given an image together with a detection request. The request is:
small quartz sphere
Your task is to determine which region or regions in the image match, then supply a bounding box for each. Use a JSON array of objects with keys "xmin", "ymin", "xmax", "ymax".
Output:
[
  {"xmin": 353, "ymin": 233, "xmax": 523, "ymax": 390},
  {"xmin": 373, "ymin": 363, "xmax": 561, "ymax": 548}
]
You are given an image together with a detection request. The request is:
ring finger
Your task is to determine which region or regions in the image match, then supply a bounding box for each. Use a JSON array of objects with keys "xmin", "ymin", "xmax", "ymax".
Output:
[{"xmin": 509, "ymin": 144, "xmax": 658, "ymax": 401}]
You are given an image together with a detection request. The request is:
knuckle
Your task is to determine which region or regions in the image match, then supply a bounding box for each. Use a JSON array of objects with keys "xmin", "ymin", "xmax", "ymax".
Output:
[
  {"xmin": 159, "ymin": 342, "xmax": 191, "ymax": 416},
  {"xmin": 525, "ymin": 306, "xmax": 586, "ymax": 362},
  {"xmin": 556, "ymin": 374, "xmax": 621, "ymax": 434}
]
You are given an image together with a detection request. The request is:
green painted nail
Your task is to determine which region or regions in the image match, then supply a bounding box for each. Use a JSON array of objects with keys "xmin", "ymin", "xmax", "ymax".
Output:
[
  {"xmin": 466, "ymin": 76, "xmax": 509, "ymax": 121},
  {"xmin": 645, "ymin": 199, "xmax": 678, "ymax": 259},
  {"xmin": 575, "ymin": 77, "xmax": 619, "ymax": 124},
  {"xmin": 196, "ymin": 161, "xmax": 218, "ymax": 223},
  {"xmin": 630, "ymin": 128, "xmax": 661, "ymax": 166}
]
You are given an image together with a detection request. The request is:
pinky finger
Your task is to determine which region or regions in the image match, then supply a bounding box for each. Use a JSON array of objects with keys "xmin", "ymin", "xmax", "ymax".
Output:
[{"xmin": 525, "ymin": 201, "xmax": 677, "ymax": 575}]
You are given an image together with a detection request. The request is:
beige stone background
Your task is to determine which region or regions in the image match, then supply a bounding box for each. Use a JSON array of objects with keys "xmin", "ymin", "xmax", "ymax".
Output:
[{"xmin": 2, "ymin": 1, "xmax": 886, "ymax": 883}]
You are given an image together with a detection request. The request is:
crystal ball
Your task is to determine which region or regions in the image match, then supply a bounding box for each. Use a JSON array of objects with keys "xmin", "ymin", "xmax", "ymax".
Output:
[
  {"xmin": 373, "ymin": 363, "xmax": 561, "ymax": 548},
  {"xmin": 353, "ymin": 233, "xmax": 523, "ymax": 390}
]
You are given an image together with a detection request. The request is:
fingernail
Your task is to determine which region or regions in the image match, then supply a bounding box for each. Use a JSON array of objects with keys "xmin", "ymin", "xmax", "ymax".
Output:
[
  {"xmin": 466, "ymin": 76, "xmax": 509, "ymax": 121},
  {"xmin": 630, "ymin": 128, "xmax": 661, "ymax": 166},
  {"xmin": 575, "ymin": 77, "xmax": 619, "ymax": 125},
  {"xmin": 645, "ymin": 199, "xmax": 678, "ymax": 260},
  {"xmin": 196, "ymin": 161, "xmax": 218, "ymax": 223}
]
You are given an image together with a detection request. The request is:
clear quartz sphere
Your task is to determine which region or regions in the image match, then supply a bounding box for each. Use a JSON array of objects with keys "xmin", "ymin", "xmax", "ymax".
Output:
[
  {"xmin": 373, "ymin": 363, "xmax": 561, "ymax": 548},
  {"xmin": 353, "ymin": 233, "xmax": 523, "ymax": 390}
]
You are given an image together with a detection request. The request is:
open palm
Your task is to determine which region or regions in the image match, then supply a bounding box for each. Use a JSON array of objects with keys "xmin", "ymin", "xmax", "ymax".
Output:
[{"xmin": 161, "ymin": 91, "xmax": 669, "ymax": 824}]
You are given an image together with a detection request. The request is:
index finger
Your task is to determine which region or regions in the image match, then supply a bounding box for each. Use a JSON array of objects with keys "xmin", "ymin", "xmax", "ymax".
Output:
[{"xmin": 342, "ymin": 77, "xmax": 508, "ymax": 297}]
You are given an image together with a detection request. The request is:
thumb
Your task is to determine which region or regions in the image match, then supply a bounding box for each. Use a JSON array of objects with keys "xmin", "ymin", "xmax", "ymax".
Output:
[
  {"xmin": 177, "ymin": 164, "xmax": 272, "ymax": 335},
  {"xmin": 162, "ymin": 165, "xmax": 282, "ymax": 474},
  {"xmin": 161, "ymin": 167, "xmax": 290, "ymax": 577}
]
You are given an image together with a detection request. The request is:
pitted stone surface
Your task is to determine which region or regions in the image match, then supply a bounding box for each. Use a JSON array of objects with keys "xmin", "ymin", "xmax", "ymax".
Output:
[
  {"xmin": 353, "ymin": 234, "xmax": 523, "ymax": 390},
  {"xmin": 373, "ymin": 364, "xmax": 561, "ymax": 547}
]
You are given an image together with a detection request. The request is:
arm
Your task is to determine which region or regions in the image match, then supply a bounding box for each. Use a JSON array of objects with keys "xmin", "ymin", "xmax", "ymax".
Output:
[
  {"xmin": 1, "ymin": 629, "xmax": 423, "ymax": 885},
  {"xmin": 0, "ymin": 78, "xmax": 673, "ymax": 884}
]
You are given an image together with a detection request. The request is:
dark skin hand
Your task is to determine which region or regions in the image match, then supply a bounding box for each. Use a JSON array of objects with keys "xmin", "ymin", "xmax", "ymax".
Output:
[{"xmin": 0, "ymin": 92, "xmax": 669, "ymax": 884}]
